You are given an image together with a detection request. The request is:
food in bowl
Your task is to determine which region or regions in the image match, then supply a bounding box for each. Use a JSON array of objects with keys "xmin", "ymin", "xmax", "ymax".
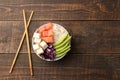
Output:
[{"xmin": 32, "ymin": 22, "xmax": 71, "ymax": 61}]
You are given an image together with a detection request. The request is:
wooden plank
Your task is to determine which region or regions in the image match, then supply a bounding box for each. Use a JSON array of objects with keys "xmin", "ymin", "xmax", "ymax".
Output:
[
  {"xmin": 0, "ymin": 0, "xmax": 84, "ymax": 4},
  {"xmin": 0, "ymin": 0, "xmax": 119, "ymax": 20},
  {"xmin": 1, "ymin": 53, "xmax": 120, "ymax": 68},
  {"xmin": 1, "ymin": 68, "xmax": 119, "ymax": 80},
  {"xmin": 0, "ymin": 53, "xmax": 119, "ymax": 80},
  {"xmin": 115, "ymin": 69, "xmax": 120, "ymax": 79},
  {"xmin": 0, "ymin": 21, "xmax": 120, "ymax": 54}
]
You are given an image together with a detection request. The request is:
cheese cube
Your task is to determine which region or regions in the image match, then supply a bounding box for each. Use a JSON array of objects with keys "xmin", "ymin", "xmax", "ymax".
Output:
[
  {"xmin": 34, "ymin": 38, "xmax": 41, "ymax": 43},
  {"xmin": 36, "ymin": 48, "xmax": 44, "ymax": 55},
  {"xmin": 33, "ymin": 44, "xmax": 39, "ymax": 50},
  {"xmin": 33, "ymin": 32, "xmax": 40, "ymax": 39},
  {"xmin": 40, "ymin": 41, "xmax": 48, "ymax": 50}
]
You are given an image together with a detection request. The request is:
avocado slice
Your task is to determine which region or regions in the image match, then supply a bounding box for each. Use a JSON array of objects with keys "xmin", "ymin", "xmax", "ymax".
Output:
[
  {"xmin": 56, "ymin": 42, "xmax": 70, "ymax": 53},
  {"xmin": 56, "ymin": 45, "xmax": 71, "ymax": 54},
  {"xmin": 56, "ymin": 48, "xmax": 70, "ymax": 58},
  {"xmin": 54, "ymin": 33, "xmax": 68, "ymax": 46},
  {"xmin": 55, "ymin": 36, "xmax": 71, "ymax": 49}
]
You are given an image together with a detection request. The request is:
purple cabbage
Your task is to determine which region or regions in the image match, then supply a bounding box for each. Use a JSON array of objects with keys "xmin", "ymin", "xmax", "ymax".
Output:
[{"xmin": 40, "ymin": 44, "xmax": 56, "ymax": 61}]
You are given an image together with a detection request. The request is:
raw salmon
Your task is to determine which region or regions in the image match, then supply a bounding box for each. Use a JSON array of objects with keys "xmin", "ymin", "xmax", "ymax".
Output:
[
  {"xmin": 38, "ymin": 22, "xmax": 54, "ymax": 43},
  {"xmin": 42, "ymin": 31, "xmax": 48, "ymax": 37},
  {"xmin": 39, "ymin": 27, "xmax": 46, "ymax": 33},
  {"xmin": 45, "ymin": 22, "xmax": 53, "ymax": 30},
  {"xmin": 41, "ymin": 36, "xmax": 54, "ymax": 43},
  {"xmin": 48, "ymin": 29, "xmax": 54, "ymax": 36}
]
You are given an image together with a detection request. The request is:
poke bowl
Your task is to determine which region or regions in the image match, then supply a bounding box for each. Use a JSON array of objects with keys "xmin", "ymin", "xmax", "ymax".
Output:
[{"xmin": 32, "ymin": 22, "xmax": 71, "ymax": 61}]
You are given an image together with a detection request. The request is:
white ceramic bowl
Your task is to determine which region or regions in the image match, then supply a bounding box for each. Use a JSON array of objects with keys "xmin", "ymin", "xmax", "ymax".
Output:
[{"xmin": 32, "ymin": 23, "xmax": 71, "ymax": 61}]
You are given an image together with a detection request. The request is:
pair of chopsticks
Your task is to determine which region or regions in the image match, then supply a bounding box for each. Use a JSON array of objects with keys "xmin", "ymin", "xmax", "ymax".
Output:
[{"xmin": 9, "ymin": 10, "xmax": 34, "ymax": 76}]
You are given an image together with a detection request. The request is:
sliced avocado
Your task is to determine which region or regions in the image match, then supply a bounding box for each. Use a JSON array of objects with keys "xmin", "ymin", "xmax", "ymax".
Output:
[
  {"xmin": 56, "ymin": 45, "xmax": 71, "ymax": 54},
  {"xmin": 55, "ymin": 36, "xmax": 71, "ymax": 49},
  {"xmin": 56, "ymin": 48, "xmax": 70, "ymax": 58},
  {"xmin": 56, "ymin": 42, "xmax": 70, "ymax": 53},
  {"xmin": 54, "ymin": 33, "xmax": 68, "ymax": 46}
]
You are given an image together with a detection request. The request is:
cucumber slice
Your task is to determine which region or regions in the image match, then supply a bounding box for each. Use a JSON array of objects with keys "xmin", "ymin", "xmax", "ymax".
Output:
[{"xmin": 54, "ymin": 33, "xmax": 68, "ymax": 46}]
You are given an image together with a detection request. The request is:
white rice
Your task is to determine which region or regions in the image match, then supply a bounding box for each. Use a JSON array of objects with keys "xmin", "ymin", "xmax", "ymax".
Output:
[{"xmin": 53, "ymin": 23, "xmax": 68, "ymax": 43}]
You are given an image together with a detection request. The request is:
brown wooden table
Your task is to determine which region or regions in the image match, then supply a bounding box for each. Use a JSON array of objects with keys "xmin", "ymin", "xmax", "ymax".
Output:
[{"xmin": 0, "ymin": 0, "xmax": 120, "ymax": 80}]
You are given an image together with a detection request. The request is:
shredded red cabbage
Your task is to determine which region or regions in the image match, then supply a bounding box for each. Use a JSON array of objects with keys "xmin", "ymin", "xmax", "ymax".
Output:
[{"xmin": 40, "ymin": 44, "xmax": 56, "ymax": 61}]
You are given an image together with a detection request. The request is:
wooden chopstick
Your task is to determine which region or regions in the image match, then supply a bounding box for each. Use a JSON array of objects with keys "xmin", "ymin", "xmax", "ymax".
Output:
[
  {"xmin": 23, "ymin": 10, "xmax": 33, "ymax": 76},
  {"xmin": 9, "ymin": 10, "xmax": 34, "ymax": 74}
]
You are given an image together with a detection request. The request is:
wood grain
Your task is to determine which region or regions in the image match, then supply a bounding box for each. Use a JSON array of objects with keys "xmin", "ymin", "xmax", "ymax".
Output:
[
  {"xmin": 0, "ymin": 0, "xmax": 120, "ymax": 80},
  {"xmin": 0, "ymin": 0, "xmax": 85, "ymax": 4},
  {"xmin": 0, "ymin": 21, "xmax": 120, "ymax": 54},
  {"xmin": 0, "ymin": 0, "xmax": 119, "ymax": 20},
  {"xmin": 0, "ymin": 53, "xmax": 120, "ymax": 80}
]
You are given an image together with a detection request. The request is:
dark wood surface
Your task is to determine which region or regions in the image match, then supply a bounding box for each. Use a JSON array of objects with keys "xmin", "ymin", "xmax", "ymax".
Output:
[{"xmin": 0, "ymin": 0, "xmax": 120, "ymax": 80}]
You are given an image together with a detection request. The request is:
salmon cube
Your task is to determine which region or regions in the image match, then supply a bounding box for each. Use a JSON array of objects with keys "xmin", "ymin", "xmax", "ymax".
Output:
[
  {"xmin": 47, "ymin": 36, "xmax": 54, "ymax": 43},
  {"xmin": 42, "ymin": 31, "xmax": 48, "ymax": 37},
  {"xmin": 48, "ymin": 29, "xmax": 54, "ymax": 36},
  {"xmin": 44, "ymin": 22, "xmax": 53, "ymax": 30},
  {"xmin": 38, "ymin": 24, "xmax": 47, "ymax": 33},
  {"xmin": 39, "ymin": 27, "xmax": 45, "ymax": 33},
  {"xmin": 41, "ymin": 36, "xmax": 54, "ymax": 43},
  {"xmin": 41, "ymin": 37, "xmax": 47, "ymax": 42}
]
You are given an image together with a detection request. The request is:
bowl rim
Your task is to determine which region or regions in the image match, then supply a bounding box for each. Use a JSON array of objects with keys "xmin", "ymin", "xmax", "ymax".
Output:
[{"xmin": 32, "ymin": 23, "xmax": 70, "ymax": 61}]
